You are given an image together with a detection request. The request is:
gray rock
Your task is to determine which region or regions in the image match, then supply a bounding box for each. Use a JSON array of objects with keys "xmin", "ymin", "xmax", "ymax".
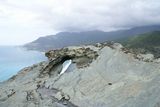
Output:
[
  {"xmin": 0, "ymin": 42, "xmax": 160, "ymax": 107},
  {"xmin": 137, "ymin": 53, "xmax": 154, "ymax": 62}
]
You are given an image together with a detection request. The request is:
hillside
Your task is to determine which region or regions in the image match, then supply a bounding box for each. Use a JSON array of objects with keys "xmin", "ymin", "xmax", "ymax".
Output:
[
  {"xmin": 24, "ymin": 25, "xmax": 160, "ymax": 51},
  {"xmin": 0, "ymin": 42, "xmax": 160, "ymax": 107},
  {"xmin": 120, "ymin": 31, "xmax": 160, "ymax": 58}
]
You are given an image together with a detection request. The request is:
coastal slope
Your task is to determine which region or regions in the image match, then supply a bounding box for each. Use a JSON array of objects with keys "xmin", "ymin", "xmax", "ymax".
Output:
[
  {"xmin": 0, "ymin": 42, "xmax": 160, "ymax": 107},
  {"xmin": 120, "ymin": 31, "xmax": 160, "ymax": 58}
]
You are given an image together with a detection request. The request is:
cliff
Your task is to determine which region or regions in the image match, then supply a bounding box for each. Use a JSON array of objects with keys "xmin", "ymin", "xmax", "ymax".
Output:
[{"xmin": 0, "ymin": 42, "xmax": 160, "ymax": 107}]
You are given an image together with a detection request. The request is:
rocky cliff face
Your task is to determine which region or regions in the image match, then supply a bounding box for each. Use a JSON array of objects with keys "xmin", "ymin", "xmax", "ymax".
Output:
[{"xmin": 0, "ymin": 42, "xmax": 160, "ymax": 107}]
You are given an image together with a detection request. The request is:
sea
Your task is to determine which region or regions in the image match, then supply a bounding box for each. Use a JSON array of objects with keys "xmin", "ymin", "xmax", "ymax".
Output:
[{"xmin": 0, "ymin": 46, "xmax": 47, "ymax": 82}]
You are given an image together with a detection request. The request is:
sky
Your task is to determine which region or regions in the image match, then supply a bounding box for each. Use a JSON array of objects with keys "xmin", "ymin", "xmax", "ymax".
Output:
[{"xmin": 0, "ymin": 0, "xmax": 160, "ymax": 45}]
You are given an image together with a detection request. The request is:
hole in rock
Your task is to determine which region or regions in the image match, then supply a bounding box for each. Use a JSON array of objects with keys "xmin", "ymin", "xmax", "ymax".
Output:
[
  {"xmin": 59, "ymin": 59, "xmax": 72, "ymax": 75},
  {"xmin": 61, "ymin": 56, "xmax": 73, "ymax": 62},
  {"xmin": 49, "ymin": 56, "xmax": 75, "ymax": 77}
]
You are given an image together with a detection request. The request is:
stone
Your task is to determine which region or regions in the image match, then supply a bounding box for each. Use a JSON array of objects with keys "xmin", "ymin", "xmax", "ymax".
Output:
[
  {"xmin": 0, "ymin": 42, "xmax": 160, "ymax": 107},
  {"xmin": 55, "ymin": 92, "xmax": 62, "ymax": 100},
  {"xmin": 137, "ymin": 53, "xmax": 154, "ymax": 62}
]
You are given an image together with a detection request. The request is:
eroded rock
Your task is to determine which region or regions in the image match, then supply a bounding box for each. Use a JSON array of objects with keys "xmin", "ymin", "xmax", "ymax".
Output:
[
  {"xmin": 39, "ymin": 46, "xmax": 99, "ymax": 78},
  {"xmin": 0, "ymin": 42, "xmax": 160, "ymax": 107}
]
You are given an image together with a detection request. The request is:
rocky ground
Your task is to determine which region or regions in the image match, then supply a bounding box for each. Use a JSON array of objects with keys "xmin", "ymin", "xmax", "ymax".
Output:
[{"xmin": 0, "ymin": 42, "xmax": 160, "ymax": 107}]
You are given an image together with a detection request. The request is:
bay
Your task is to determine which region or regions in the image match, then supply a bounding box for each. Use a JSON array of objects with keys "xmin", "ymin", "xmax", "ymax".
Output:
[{"xmin": 0, "ymin": 46, "xmax": 47, "ymax": 82}]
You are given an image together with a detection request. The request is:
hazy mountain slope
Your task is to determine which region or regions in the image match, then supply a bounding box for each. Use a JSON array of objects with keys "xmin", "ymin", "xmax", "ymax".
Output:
[
  {"xmin": 24, "ymin": 25, "xmax": 160, "ymax": 51},
  {"xmin": 120, "ymin": 31, "xmax": 160, "ymax": 58},
  {"xmin": 0, "ymin": 42, "xmax": 160, "ymax": 107}
]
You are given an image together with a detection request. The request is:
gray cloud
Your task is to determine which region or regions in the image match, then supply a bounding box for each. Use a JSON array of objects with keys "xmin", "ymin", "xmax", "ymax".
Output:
[
  {"xmin": 43, "ymin": 0, "xmax": 160, "ymax": 31},
  {"xmin": 0, "ymin": 0, "xmax": 160, "ymax": 45}
]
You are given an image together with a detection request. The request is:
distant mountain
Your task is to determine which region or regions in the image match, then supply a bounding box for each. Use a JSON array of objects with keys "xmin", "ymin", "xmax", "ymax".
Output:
[
  {"xmin": 24, "ymin": 25, "xmax": 160, "ymax": 51},
  {"xmin": 120, "ymin": 31, "xmax": 160, "ymax": 58}
]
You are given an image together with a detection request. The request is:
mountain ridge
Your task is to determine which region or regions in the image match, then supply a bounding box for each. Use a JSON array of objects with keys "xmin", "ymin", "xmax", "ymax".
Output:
[{"xmin": 24, "ymin": 25, "xmax": 160, "ymax": 51}]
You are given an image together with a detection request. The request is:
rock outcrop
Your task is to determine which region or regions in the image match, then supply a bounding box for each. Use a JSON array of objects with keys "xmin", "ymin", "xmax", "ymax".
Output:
[{"xmin": 0, "ymin": 42, "xmax": 160, "ymax": 107}]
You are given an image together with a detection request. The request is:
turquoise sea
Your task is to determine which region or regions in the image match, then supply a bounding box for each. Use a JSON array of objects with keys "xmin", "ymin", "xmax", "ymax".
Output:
[{"xmin": 0, "ymin": 46, "xmax": 47, "ymax": 82}]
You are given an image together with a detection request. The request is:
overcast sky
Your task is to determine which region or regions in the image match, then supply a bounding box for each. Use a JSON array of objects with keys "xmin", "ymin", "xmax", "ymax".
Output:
[{"xmin": 0, "ymin": 0, "xmax": 160, "ymax": 45}]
